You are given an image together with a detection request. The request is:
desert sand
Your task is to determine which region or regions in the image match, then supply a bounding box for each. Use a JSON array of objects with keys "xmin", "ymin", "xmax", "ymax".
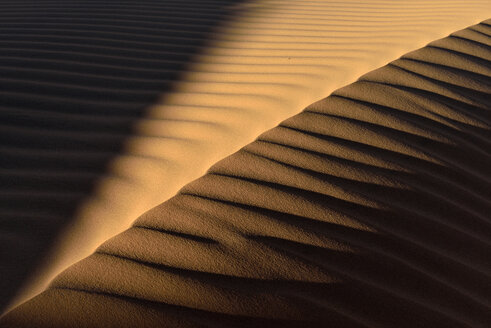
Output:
[
  {"xmin": 1, "ymin": 17, "xmax": 490, "ymax": 327},
  {"xmin": 2, "ymin": 0, "xmax": 491, "ymax": 315}
]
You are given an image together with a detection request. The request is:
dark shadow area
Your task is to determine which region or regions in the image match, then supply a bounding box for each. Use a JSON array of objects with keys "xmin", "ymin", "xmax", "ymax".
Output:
[{"xmin": 0, "ymin": 0, "xmax": 247, "ymax": 311}]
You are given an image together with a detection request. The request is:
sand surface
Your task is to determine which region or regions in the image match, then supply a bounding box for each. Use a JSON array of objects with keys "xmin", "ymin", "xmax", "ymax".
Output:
[
  {"xmin": 2, "ymin": 21, "xmax": 490, "ymax": 327},
  {"xmin": 2, "ymin": 0, "xmax": 491, "ymax": 313}
]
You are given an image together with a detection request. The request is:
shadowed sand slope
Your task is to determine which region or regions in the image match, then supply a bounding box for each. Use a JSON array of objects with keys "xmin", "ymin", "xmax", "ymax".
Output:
[
  {"xmin": 2, "ymin": 0, "xmax": 491, "ymax": 313},
  {"xmin": 0, "ymin": 0, "xmax": 253, "ymax": 311},
  {"xmin": 2, "ymin": 21, "xmax": 490, "ymax": 327}
]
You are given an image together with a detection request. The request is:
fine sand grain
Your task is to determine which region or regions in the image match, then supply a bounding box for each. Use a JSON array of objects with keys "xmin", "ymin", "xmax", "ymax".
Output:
[
  {"xmin": 2, "ymin": 21, "xmax": 490, "ymax": 327},
  {"xmin": 2, "ymin": 0, "xmax": 491, "ymax": 313}
]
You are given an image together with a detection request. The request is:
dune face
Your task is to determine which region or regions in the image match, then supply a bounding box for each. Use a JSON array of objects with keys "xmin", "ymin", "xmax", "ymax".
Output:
[
  {"xmin": 3, "ymin": 1, "xmax": 491, "ymax": 313},
  {"xmin": 0, "ymin": 0, "xmax": 251, "ymax": 312},
  {"xmin": 2, "ymin": 21, "xmax": 490, "ymax": 327}
]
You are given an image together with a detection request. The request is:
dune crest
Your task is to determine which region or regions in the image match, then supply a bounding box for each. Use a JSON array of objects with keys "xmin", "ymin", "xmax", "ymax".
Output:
[
  {"xmin": 1, "ymin": 0, "xmax": 491, "ymax": 314},
  {"xmin": 2, "ymin": 21, "xmax": 490, "ymax": 327}
]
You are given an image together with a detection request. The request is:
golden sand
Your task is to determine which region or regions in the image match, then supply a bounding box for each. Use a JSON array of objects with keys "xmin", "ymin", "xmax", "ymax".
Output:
[{"xmin": 2, "ymin": 19, "xmax": 490, "ymax": 327}]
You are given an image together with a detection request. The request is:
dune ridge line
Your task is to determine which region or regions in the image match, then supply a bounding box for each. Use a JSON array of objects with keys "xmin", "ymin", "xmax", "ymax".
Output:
[
  {"xmin": 1, "ymin": 0, "xmax": 491, "ymax": 314},
  {"xmin": 1, "ymin": 19, "xmax": 490, "ymax": 327}
]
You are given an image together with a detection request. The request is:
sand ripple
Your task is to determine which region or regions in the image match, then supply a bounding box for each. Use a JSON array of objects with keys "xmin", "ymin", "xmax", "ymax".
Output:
[{"xmin": 2, "ymin": 20, "xmax": 490, "ymax": 327}]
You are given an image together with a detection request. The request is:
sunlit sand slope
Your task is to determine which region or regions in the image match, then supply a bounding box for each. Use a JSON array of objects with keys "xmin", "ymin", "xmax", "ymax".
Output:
[
  {"xmin": 2, "ymin": 21, "xmax": 490, "ymax": 327},
  {"xmin": 2, "ymin": 0, "xmax": 491, "ymax": 313}
]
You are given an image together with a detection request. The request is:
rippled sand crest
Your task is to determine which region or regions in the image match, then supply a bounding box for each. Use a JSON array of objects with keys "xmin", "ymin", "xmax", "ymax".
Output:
[{"xmin": 2, "ymin": 19, "xmax": 490, "ymax": 327}]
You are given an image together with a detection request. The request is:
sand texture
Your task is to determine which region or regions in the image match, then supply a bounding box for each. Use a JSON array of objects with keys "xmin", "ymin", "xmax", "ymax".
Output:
[
  {"xmin": 2, "ymin": 21, "xmax": 490, "ymax": 327},
  {"xmin": 2, "ymin": 0, "xmax": 491, "ymax": 313}
]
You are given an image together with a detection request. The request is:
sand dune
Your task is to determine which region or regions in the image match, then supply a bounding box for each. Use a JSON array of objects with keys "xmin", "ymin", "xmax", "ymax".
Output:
[
  {"xmin": 2, "ymin": 0, "xmax": 491, "ymax": 313},
  {"xmin": 2, "ymin": 21, "xmax": 490, "ymax": 327}
]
